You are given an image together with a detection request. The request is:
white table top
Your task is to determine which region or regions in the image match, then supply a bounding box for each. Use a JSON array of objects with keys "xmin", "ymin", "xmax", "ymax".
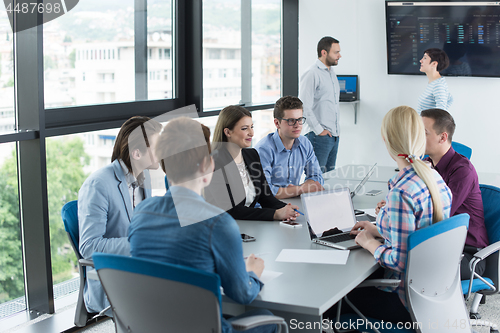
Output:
[{"xmin": 224, "ymin": 197, "xmax": 380, "ymax": 317}]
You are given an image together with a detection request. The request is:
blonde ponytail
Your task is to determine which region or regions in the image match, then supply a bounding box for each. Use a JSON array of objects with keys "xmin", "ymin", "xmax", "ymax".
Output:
[{"xmin": 381, "ymin": 106, "xmax": 444, "ymax": 223}]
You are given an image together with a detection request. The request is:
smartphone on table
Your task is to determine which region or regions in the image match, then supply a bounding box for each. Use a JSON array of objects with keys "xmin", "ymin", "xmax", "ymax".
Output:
[{"xmin": 241, "ymin": 233, "xmax": 256, "ymax": 242}]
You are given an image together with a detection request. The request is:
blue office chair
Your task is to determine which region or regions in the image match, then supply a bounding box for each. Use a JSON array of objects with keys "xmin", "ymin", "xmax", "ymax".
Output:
[
  {"xmin": 61, "ymin": 200, "xmax": 96, "ymax": 327},
  {"xmin": 338, "ymin": 214, "xmax": 471, "ymax": 333},
  {"xmin": 93, "ymin": 253, "xmax": 288, "ymax": 333},
  {"xmin": 462, "ymin": 184, "xmax": 500, "ymax": 333},
  {"xmin": 452, "ymin": 141, "xmax": 472, "ymax": 160}
]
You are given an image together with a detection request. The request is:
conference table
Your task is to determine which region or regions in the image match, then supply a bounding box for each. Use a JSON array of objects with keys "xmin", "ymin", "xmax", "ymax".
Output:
[{"xmin": 222, "ymin": 166, "xmax": 392, "ymax": 332}]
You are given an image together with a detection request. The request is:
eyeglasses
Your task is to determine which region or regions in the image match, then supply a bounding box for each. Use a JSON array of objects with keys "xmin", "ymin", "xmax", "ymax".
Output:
[{"xmin": 277, "ymin": 117, "xmax": 306, "ymax": 126}]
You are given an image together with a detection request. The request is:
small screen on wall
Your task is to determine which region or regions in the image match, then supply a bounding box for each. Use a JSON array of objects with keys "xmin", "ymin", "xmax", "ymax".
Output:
[{"xmin": 386, "ymin": 1, "xmax": 500, "ymax": 77}]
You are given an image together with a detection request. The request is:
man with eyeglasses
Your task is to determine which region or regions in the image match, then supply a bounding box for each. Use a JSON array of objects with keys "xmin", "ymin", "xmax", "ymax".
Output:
[
  {"xmin": 255, "ymin": 96, "xmax": 324, "ymax": 199},
  {"xmin": 299, "ymin": 36, "xmax": 342, "ymax": 172}
]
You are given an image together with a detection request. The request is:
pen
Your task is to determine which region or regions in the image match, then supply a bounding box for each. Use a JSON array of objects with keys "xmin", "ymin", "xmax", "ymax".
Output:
[
  {"xmin": 294, "ymin": 209, "xmax": 304, "ymax": 216},
  {"xmin": 244, "ymin": 252, "xmax": 270, "ymax": 260}
]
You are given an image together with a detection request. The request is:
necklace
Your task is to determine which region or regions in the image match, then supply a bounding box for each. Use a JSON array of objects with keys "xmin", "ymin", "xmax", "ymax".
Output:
[{"xmin": 236, "ymin": 161, "xmax": 250, "ymax": 185}]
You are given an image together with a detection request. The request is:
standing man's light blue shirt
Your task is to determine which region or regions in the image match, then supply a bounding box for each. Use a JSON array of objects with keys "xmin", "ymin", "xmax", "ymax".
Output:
[
  {"xmin": 254, "ymin": 130, "xmax": 324, "ymax": 196},
  {"xmin": 299, "ymin": 59, "xmax": 340, "ymax": 136}
]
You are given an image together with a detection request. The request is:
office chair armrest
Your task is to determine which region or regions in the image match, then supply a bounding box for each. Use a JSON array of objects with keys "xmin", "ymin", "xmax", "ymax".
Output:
[
  {"xmin": 357, "ymin": 279, "xmax": 401, "ymax": 288},
  {"xmin": 473, "ymin": 241, "xmax": 500, "ymax": 261},
  {"xmin": 230, "ymin": 315, "xmax": 287, "ymax": 331},
  {"xmin": 79, "ymin": 259, "xmax": 94, "ymax": 267}
]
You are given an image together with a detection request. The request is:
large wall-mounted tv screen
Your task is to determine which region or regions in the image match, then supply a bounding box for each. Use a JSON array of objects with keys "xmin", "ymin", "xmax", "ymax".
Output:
[{"xmin": 386, "ymin": 1, "xmax": 500, "ymax": 77}]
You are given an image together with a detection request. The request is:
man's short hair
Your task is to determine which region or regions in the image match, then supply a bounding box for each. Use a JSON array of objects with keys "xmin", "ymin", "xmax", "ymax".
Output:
[
  {"xmin": 317, "ymin": 36, "xmax": 339, "ymax": 58},
  {"xmin": 424, "ymin": 48, "xmax": 450, "ymax": 72},
  {"xmin": 274, "ymin": 96, "xmax": 303, "ymax": 119},
  {"xmin": 421, "ymin": 108, "xmax": 456, "ymax": 142}
]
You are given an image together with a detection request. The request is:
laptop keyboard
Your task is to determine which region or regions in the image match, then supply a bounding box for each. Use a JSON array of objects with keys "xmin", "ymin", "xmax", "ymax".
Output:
[{"xmin": 321, "ymin": 233, "xmax": 355, "ymax": 243}]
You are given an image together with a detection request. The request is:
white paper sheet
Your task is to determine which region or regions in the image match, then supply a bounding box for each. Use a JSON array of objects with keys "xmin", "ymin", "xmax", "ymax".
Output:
[
  {"xmin": 259, "ymin": 270, "xmax": 283, "ymax": 284},
  {"xmin": 359, "ymin": 208, "xmax": 377, "ymax": 220},
  {"xmin": 275, "ymin": 249, "xmax": 350, "ymax": 265}
]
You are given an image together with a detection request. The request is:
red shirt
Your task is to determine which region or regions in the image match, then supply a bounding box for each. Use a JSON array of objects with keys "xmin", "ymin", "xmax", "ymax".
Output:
[{"xmin": 427, "ymin": 147, "xmax": 489, "ymax": 248}]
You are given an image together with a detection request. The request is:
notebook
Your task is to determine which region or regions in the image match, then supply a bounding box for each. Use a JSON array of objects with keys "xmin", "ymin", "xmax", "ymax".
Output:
[
  {"xmin": 350, "ymin": 163, "xmax": 377, "ymax": 199},
  {"xmin": 301, "ymin": 187, "xmax": 360, "ymax": 250},
  {"xmin": 337, "ymin": 75, "xmax": 359, "ymax": 102}
]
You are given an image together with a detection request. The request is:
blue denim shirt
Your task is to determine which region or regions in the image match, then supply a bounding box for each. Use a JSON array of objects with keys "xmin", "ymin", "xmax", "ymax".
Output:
[
  {"xmin": 128, "ymin": 186, "xmax": 263, "ymax": 333},
  {"xmin": 254, "ymin": 130, "xmax": 324, "ymax": 195}
]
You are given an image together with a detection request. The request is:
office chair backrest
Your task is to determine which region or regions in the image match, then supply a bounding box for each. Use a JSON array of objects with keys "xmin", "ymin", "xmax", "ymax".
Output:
[
  {"xmin": 406, "ymin": 214, "xmax": 470, "ymax": 333},
  {"xmin": 93, "ymin": 253, "xmax": 222, "ymax": 333},
  {"xmin": 62, "ymin": 200, "xmax": 81, "ymax": 259},
  {"xmin": 451, "ymin": 141, "xmax": 472, "ymax": 160},
  {"xmin": 480, "ymin": 184, "xmax": 500, "ymax": 244},
  {"xmin": 480, "ymin": 184, "xmax": 500, "ymax": 288}
]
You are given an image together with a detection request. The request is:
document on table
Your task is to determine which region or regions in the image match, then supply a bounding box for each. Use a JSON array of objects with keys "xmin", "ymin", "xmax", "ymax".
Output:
[
  {"xmin": 362, "ymin": 208, "xmax": 377, "ymax": 217},
  {"xmin": 275, "ymin": 249, "xmax": 350, "ymax": 265},
  {"xmin": 259, "ymin": 270, "xmax": 283, "ymax": 284}
]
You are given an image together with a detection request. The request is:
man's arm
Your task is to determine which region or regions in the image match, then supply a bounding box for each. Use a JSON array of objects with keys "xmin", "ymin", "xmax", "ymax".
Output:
[
  {"xmin": 78, "ymin": 178, "xmax": 130, "ymax": 259},
  {"xmin": 447, "ymin": 164, "xmax": 476, "ymax": 216},
  {"xmin": 299, "ymin": 70, "xmax": 324, "ymax": 135},
  {"xmin": 255, "ymin": 143, "xmax": 281, "ymax": 196}
]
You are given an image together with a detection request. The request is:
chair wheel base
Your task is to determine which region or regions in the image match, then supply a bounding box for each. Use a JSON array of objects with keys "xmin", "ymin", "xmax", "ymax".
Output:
[{"xmin": 470, "ymin": 313, "xmax": 481, "ymax": 320}]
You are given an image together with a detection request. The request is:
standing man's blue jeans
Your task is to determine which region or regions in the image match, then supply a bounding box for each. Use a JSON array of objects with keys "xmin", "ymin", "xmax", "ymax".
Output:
[{"xmin": 305, "ymin": 131, "xmax": 339, "ymax": 173}]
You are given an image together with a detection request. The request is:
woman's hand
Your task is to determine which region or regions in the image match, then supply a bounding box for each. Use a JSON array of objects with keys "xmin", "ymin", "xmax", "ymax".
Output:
[
  {"xmin": 274, "ymin": 203, "xmax": 299, "ymax": 221},
  {"xmin": 350, "ymin": 220, "xmax": 378, "ymax": 237},
  {"xmin": 375, "ymin": 200, "xmax": 386, "ymax": 215}
]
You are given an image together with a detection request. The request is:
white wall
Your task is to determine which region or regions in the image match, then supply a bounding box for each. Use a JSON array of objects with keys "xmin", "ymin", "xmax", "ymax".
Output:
[{"xmin": 299, "ymin": 0, "xmax": 500, "ymax": 174}]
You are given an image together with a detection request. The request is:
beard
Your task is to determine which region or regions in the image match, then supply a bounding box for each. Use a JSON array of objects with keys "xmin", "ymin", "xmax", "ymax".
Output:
[{"xmin": 326, "ymin": 57, "xmax": 338, "ymax": 67}]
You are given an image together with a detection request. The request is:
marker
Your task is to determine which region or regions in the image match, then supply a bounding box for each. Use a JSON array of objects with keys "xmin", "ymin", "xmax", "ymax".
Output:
[{"xmin": 294, "ymin": 209, "xmax": 304, "ymax": 216}]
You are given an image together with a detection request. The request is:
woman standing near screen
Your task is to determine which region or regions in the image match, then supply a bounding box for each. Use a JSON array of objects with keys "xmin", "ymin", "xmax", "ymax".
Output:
[{"xmin": 417, "ymin": 48, "xmax": 454, "ymax": 113}]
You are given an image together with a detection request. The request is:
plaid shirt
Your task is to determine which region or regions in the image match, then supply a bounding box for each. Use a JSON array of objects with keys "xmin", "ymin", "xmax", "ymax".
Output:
[{"xmin": 373, "ymin": 165, "xmax": 452, "ymax": 306}]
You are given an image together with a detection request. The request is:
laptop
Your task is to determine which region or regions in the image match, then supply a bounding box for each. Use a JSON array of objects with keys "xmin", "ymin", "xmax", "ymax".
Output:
[
  {"xmin": 337, "ymin": 75, "xmax": 359, "ymax": 102},
  {"xmin": 350, "ymin": 163, "xmax": 377, "ymax": 199},
  {"xmin": 301, "ymin": 187, "xmax": 360, "ymax": 250}
]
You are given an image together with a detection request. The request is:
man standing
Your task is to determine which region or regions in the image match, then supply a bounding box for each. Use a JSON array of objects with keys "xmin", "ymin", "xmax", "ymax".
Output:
[
  {"xmin": 299, "ymin": 36, "xmax": 342, "ymax": 172},
  {"xmin": 421, "ymin": 109, "xmax": 488, "ymax": 279},
  {"xmin": 255, "ymin": 96, "xmax": 324, "ymax": 199}
]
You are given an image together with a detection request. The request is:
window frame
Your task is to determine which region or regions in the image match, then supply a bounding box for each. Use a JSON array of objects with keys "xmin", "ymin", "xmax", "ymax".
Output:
[{"xmin": 0, "ymin": 0, "xmax": 298, "ymax": 327}]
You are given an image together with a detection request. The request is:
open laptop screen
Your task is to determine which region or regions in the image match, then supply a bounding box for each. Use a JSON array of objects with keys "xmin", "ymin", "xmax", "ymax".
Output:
[{"xmin": 301, "ymin": 188, "xmax": 356, "ymax": 238}]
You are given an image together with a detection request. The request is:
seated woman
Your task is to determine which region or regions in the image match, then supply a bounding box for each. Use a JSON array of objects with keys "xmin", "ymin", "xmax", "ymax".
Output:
[
  {"xmin": 340, "ymin": 106, "xmax": 453, "ymax": 324},
  {"xmin": 128, "ymin": 117, "xmax": 277, "ymax": 333},
  {"xmin": 205, "ymin": 105, "xmax": 298, "ymax": 221}
]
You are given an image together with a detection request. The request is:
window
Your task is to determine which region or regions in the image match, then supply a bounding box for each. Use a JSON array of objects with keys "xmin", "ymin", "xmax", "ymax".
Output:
[
  {"xmin": 0, "ymin": 143, "xmax": 25, "ymax": 318},
  {"xmin": 0, "ymin": 10, "xmax": 15, "ymax": 134},
  {"xmin": 203, "ymin": 0, "xmax": 242, "ymax": 109},
  {"xmin": 147, "ymin": 0, "xmax": 173, "ymax": 100},
  {"xmin": 252, "ymin": 0, "xmax": 281, "ymax": 104}
]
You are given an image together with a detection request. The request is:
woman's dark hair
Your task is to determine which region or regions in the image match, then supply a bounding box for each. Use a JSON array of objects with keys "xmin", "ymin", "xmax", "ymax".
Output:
[
  {"xmin": 111, "ymin": 116, "xmax": 162, "ymax": 174},
  {"xmin": 424, "ymin": 48, "xmax": 450, "ymax": 72}
]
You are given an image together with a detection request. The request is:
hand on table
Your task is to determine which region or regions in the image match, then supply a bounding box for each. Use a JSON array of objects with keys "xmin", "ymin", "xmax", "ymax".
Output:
[
  {"xmin": 274, "ymin": 203, "xmax": 299, "ymax": 221},
  {"xmin": 245, "ymin": 253, "xmax": 265, "ymax": 278}
]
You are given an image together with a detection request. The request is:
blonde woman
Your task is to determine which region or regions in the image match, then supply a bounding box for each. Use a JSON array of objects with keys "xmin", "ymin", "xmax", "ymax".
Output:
[
  {"xmin": 205, "ymin": 105, "xmax": 298, "ymax": 221},
  {"xmin": 345, "ymin": 106, "xmax": 453, "ymax": 323}
]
